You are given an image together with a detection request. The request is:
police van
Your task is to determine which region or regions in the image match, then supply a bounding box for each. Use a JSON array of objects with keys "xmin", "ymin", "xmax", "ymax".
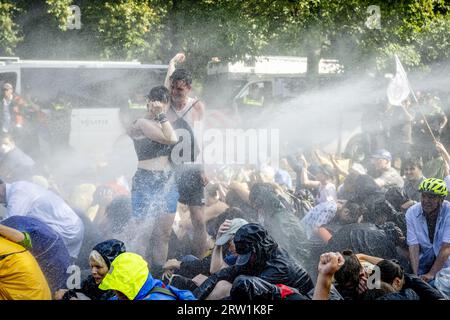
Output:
[
  {"xmin": 0, "ymin": 57, "xmax": 167, "ymax": 160},
  {"xmin": 203, "ymin": 56, "xmax": 344, "ymax": 127}
]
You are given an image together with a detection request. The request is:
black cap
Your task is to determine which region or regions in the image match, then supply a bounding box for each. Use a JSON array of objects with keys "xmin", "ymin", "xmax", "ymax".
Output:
[{"xmin": 92, "ymin": 239, "xmax": 126, "ymax": 269}]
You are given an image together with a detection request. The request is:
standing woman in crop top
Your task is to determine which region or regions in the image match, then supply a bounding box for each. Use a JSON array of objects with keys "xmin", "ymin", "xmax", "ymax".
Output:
[{"xmin": 127, "ymin": 85, "xmax": 179, "ymax": 270}]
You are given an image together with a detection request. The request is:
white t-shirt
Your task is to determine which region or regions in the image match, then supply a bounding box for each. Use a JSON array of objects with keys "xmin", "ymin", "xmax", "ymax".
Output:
[
  {"xmin": 4, "ymin": 181, "xmax": 84, "ymax": 258},
  {"xmin": 316, "ymin": 182, "xmax": 337, "ymax": 204}
]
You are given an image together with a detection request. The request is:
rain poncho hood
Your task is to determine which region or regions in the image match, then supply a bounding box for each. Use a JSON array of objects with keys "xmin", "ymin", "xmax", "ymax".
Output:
[
  {"xmin": 99, "ymin": 252, "xmax": 148, "ymax": 300},
  {"xmin": 92, "ymin": 239, "xmax": 126, "ymax": 269},
  {"xmin": 233, "ymin": 223, "xmax": 278, "ymax": 267}
]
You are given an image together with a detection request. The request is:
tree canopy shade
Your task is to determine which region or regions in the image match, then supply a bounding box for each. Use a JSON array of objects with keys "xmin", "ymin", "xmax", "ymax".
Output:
[{"xmin": 0, "ymin": 0, "xmax": 449, "ymax": 78}]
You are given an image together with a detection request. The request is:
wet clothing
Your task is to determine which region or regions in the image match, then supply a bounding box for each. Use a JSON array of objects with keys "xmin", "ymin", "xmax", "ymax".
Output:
[
  {"xmin": 326, "ymin": 223, "xmax": 399, "ymax": 261},
  {"xmin": 402, "ymin": 273, "xmax": 445, "ymax": 300},
  {"xmin": 316, "ymin": 183, "xmax": 337, "ymax": 204},
  {"xmin": 374, "ymin": 167, "xmax": 404, "ymax": 190},
  {"xmin": 4, "ymin": 181, "xmax": 84, "ymax": 258},
  {"xmin": 406, "ymin": 201, "xmax": 450, "ymax": 274},
  {"xmin": 63, "ymin": 239, "xmax": 125, "ymax": 300},
  {"xmin": 301, "ymin": 201, "xmax": 337, "ymax": 239},
  {"xmin": 193, "ymin": 224, "xmax": 314, "ymax": 300},
  {"xmin": 0, "ymin": 237, "xmax": 52, "ymax": 300},
  {"xmin": 230, "ymin": 276, "xmax": 309, "ymax": 300},
  {"xmin": 168, "ymin": 99, "xmax": 204, "ymax": 206},
  {"xmin": 98, "ymin": 252, "xmax": 195, "ymax": 300},
  {"xmin": 132, "ymin": 135, "xmax": 172, "ymax": 161},
  {"xmin": 376, "ymin": 288, "xmax": 420, "ymax": 300},
  {"xmin": 131, "ymin": 168, "xmax": 179, "ymax": 216},
  {"xmin": 1, "ymin": 216, "xmax": 71, "ymax": 293}
]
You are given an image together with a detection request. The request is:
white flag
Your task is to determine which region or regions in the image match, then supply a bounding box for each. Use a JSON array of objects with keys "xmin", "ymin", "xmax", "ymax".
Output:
[{"xmin": 387, "ymin": 55, "xmax": 411, "ymax": 106}]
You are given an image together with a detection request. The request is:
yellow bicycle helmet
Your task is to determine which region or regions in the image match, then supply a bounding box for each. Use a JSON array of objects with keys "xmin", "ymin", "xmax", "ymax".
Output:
[{"xmin": 419, "ymin": 178, "xmax": 448, "ymax": 197}]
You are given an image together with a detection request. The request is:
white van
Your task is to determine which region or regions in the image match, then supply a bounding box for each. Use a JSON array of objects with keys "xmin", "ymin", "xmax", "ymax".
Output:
[{"xmin": 0, "ymin": 58, "xmax": 167, "ymax": 158}]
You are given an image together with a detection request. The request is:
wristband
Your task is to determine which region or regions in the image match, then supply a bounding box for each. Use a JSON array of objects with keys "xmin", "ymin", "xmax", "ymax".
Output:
[{"xmin": 155, "ymin": 112, "xmax": 168, "ymax": 123}]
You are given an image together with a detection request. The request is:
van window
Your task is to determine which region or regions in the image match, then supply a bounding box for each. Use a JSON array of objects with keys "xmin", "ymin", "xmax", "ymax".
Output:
[{"xmin": 20, "ymin": 68, "xmax": 165, "ymax": 109}]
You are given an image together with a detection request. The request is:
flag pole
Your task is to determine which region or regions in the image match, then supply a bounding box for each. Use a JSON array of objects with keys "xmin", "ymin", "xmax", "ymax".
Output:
[
  {"xmin": 406, "ymin": 81, "xmax": 437, "ymax": 142},
  {"xmin": 396, "ymin": 55, "xmax": 437, "ymax": 142}
]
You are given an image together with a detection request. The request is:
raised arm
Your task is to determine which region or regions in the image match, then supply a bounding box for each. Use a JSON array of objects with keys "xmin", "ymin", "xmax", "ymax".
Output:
[
  {"xmin": 299, "ymin": 155, "xmax": 321, "ymax": 189},
  {"xmin": 164, "ymin": 53, "xmax": 185, "ymax": 89},
  {"xmin": 356, "ymin": 253, "xmax": 383, "ymax": 265},
  {"xmin": 210, "ymin": 220, "xmax": 232, "ymax": 274},
  {"xmin": 313, "ymin": 252, "xmax": 345, "ymax": 300}
]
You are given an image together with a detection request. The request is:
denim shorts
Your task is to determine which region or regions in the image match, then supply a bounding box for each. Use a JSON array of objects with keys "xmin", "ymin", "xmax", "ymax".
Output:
[{"xmin": 131, "ymin": 168, "xmax": 179, "ymax": 218}]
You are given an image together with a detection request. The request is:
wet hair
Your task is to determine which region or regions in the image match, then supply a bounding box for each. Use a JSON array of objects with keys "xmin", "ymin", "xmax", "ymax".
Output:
[
  {"xmin": 169, "ymin": 68, "xmax": 192, "ymax": 86},
  {"xmin": 89, "ymin": 250, "xmax": 108, "ymax": 269},
  {"xmin": 249, "ymin": 183, "xmax": 284, "ymax": 212},
  {"xmin": 403, "ymin": 157, "xmax": 423, "ymax": 170},
  {"xmin": 206, "ymin": 207, "xmax": 246, "ymax": 237},
  {"xmin": 384, "ymin": 187, "xmax": 409, "ymax": 212},
  {"xmin": 334, "ymin": 250, "xmax": 363, "ymax": 292},
  {"xmin": 376, "ymin": 259, "xmax": 404, "ymax": 285},
  {"xmin": 342, "ymin": 201, "xmax": 366, "ymax": 224},
  {"xmin": 147, "ymin": 85, "xmax": 170, "ymax": 103}
]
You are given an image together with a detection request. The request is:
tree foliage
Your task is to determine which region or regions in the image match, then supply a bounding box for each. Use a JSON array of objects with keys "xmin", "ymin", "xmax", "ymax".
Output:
[{"xmin": 0, "ymin": 0, "xmax": 449, "ymax": 77}]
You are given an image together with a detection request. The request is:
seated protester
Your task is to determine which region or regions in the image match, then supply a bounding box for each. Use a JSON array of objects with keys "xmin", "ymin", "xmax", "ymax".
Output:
[
  {"xmin": 206, "ymin": 207, "xmax": 247, "ymax": 239},
  {"xmin": 363, "ymin": 282, "xmax": 418, "ymax": 300},
  {"xmin": 193, "ymin": 223, "xmax": 314, "ymax": 300},
  {"xmin": 248, "ymin": 183, "xmax": 311, "ymax": 267},
  {"xmin": 298, "ymin": 155, "xmax": 337, "ymax": 204},
  {"xmin": 54, "ymin": 239, "xmax": 126, "ymax": 300},
  {"xmin": 0, "ymin": 236, "xmax": 51, "ymax": 300},
  {"xmin": 0, "ymin": 216, "xmax": 71, "ymax": 294},
  {"xmin": 406, "ymin": 178, "xmax": 450, "ymax": 282},
  {"xmin": 333, "ymin": 250, "xmax": 369, "ymax": 300},
  {"xmin": 312, "ymin": 251, "xmax": 346, "ymax": 300},
  {"xmin": 231, "ymin": 276, "xmax": 309, "ymax": 300},
  {"xmin": 434, "ymin": 267, "xmax": 450, "ymax": 299},
  {"xmin": 164, "ymin": 218, "xmax": 249, "ymax": 292},
  {"xmin": 0, "ymin": 179, "xmax": 84, "ymax": 259},
  {"xmin": 322, "ymin": 202, "xmax": 405, "ymax": 265},
  {"xmin": 274, "ymin": 165, "xmax": 293, "ymax": 191},
  {"xmin": 376, "ymin": 258, "xmax": 445, "ymax": 300},
  {"xmin": 368, "ymin": 149, "xmax": 404, "ymax": 190},
  {"xmin": 402, "ymin": 157, "xmax": 426, "ymax": 207},
  {"xmin": 300, "ymin": 200, "xmax": 338, "ymax": 240},
  {"xmin": 339, "ymin": 171, "xmax": 385, "ymax": 215},
  {"xmin": 99, "ymin": 252, "xmax": 196, "ymax": 300}
]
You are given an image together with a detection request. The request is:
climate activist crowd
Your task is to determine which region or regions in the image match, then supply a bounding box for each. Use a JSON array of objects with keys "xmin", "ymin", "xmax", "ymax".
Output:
[{"xmin": 0, "ymin": 53, "xmax": 449, "ymax": 301}]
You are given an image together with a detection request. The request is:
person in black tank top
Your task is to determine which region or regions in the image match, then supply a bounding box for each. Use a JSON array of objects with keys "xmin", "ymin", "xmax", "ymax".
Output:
[
  {"xmin": 165, "ymin": 64, "xmax": 209, "ymax": 260},
  {"xmin": 127, "ymin": 86, "xmax": 179, "ymax": 272}
]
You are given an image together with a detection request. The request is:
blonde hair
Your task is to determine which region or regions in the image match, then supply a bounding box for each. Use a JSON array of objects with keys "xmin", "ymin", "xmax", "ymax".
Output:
[{"xmin": 89, "ymin": 250, "xmax": 108, "ymax": 269}]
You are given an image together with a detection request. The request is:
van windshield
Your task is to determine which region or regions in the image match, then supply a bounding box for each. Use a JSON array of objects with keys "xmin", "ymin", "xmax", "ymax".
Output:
[{"xmin": 21, "ymin": 67, "xmax": 166, "ymax": 108}]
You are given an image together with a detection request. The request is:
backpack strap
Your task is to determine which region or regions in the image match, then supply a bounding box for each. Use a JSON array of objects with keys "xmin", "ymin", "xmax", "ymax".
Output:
[{"xmin": 149, "ymin": 286, "xmax": 177, "ymax": 299}]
